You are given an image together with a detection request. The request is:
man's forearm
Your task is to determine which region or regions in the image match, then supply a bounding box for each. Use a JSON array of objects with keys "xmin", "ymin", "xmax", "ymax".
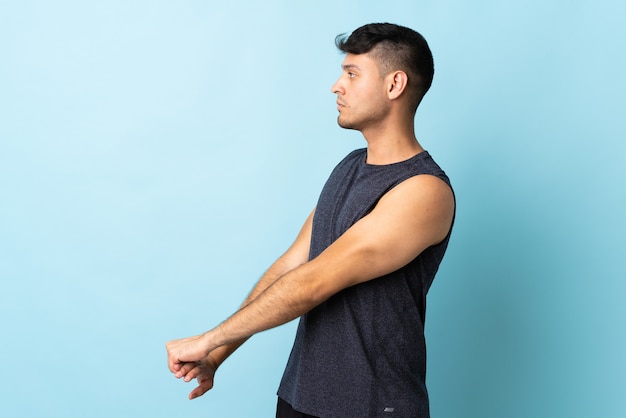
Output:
[
  {"xmin": 204, "ymin": 209, "xmax": 315, "ymax": 366},
  {"xmin": 202, "ymin": 259, "xmax": 327, "ymax": 354},
  {"xmin": 207, "ymin": 256, "xmax": 301, "ymax": 367}
]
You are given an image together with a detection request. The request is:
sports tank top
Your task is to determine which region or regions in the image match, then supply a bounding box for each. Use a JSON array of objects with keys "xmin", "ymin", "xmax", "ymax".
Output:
[{"xmin": 278, "ymin": 148, "xmax": 454, "ymax": 418}]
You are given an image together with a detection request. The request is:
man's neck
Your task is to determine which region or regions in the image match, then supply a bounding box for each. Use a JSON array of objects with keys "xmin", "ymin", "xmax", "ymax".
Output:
[{"xmin": 361, "ymin": 122, "xmax": 424, "ymax": 165}]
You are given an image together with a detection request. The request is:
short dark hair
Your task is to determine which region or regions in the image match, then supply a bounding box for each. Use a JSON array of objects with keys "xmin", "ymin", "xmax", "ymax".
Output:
[{"xmin": 335, "ymin": 23, "xmax": 434, "ymax": 111}]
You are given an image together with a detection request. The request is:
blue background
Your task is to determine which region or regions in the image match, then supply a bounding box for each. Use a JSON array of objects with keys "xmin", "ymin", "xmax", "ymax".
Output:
[{"xmin": 1, "ymin": 1, "xmax": 625, "ymax": 417}]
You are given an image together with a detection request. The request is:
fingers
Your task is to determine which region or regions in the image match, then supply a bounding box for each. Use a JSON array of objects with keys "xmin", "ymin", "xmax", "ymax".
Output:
[
  {"xmin": 166, "ymin": 333, "xmax": 212, "ymax": 372},
  {"xmin": 168, "ymin": 359, "xmax": 182, "ymax": 374},
  {"xmin": 166, "ymin": 338, "xmax": 198, "ymax": 373},
  {"xmin": 189, "ymin": 378, "xmax": 214, "ymax": 400},
  {"xmin": 166, "ymin": 336, "xmax": 217, "ymax": 400},
  {"xmin": 176, "ymin": 362, "xmax": 200, "ymax": 381},
  {"xmin": 167, "ymin": 356, "xmax": 180, "ymax": 374},
  {"xmin": 165, "ymin": 341, "xmax": 182, "ymax": 373}
]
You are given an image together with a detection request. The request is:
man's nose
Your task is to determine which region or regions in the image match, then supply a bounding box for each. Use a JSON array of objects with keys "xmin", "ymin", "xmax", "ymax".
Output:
[{"xmin": 331, "ymin": 78, "xmax": 344, "ymax": 94}]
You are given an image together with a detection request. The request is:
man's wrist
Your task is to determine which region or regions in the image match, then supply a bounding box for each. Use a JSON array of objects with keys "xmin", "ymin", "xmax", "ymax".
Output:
[{"xmin": 200, "ymin": 326, "xmax": 225, "ymax": 359}]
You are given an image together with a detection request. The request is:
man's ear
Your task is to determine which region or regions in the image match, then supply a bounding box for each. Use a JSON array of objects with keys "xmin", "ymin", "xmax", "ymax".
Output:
[{"xmin": 387, "ymin": 71, "xmax": 409, "ymax": 100}]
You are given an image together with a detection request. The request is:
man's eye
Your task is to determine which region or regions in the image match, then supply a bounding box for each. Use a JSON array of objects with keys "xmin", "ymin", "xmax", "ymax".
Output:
[{"xmin": 348, "ymin": 72, "xmax": 356, "ymax": 78}]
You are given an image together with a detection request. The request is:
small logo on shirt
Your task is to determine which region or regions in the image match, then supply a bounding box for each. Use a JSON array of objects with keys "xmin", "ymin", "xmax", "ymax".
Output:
[{"xmin": 383, "ymin": 407, "xmax": 395, "ymax": 413}]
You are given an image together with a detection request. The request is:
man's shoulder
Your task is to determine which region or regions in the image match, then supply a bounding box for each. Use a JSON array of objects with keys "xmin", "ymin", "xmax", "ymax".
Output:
[
  {"xmin": 341, "ymin": 148, "xmax": 367, "ymax": 163},
  {"xmin": 326, "ymin": 148, "xmax": 367, "ymax": 176}
]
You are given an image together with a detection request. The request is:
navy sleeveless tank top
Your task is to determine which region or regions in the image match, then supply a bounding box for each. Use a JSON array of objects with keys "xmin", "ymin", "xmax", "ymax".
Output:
[{"xmin": 278, "ymin": 148, "xmax": 454, "ymax": 418}]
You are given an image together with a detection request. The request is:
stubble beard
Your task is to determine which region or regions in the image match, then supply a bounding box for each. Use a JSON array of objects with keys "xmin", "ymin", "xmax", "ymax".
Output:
[
  {"xmin": 336, "ymin": 108, "xmax": 381, "ymax": 132},
  {"xmin": 337, "ymin": 115, "xmax": 359, "ymax": 131}
]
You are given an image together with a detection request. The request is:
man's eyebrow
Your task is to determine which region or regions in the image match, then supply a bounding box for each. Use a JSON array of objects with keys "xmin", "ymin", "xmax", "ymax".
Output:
[{"xmin": 342, "ymin": 64, "xmax": 361, "ymax": 71}]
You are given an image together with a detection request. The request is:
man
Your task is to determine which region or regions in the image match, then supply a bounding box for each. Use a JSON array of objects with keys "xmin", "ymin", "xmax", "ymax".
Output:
[{"xmin": 166, "ymin": 23, "xmax": 455, "ymax": 417}]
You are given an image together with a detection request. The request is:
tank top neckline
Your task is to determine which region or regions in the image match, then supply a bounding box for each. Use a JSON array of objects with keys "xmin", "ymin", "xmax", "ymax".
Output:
[{"xmin": 360, "ymin": 149, "xmax": 430, "ymax": 168}]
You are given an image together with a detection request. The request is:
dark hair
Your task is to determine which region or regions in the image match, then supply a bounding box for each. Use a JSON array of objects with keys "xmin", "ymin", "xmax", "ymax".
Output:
[{"xmin": 335, "ymin": 23, "xmax": 434, "ymax": 111}]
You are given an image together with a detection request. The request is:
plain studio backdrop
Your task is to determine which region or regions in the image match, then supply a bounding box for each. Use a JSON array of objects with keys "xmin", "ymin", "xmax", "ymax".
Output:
[{"xmin": 1, "ymin": 1, "xmax": 624, "ymax": 417}]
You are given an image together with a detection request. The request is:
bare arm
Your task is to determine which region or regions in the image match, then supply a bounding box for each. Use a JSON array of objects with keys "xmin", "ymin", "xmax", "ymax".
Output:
[
  {"xmin": 167, "ymin": 175, "xmax": 454, "ymax": 373},
  {"xmin": 169, "ymin": 210, "xmax": 314, "ymax": 398},
  {"xmin": 202, "ymin": 209, "xmax": 314, "ymax": 366}
]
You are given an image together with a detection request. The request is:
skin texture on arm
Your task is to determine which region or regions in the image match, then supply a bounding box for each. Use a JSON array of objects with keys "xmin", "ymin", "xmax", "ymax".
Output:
[
  {"xmin": 166, "ymin": 174, "xmax": 454, "ymax": 378},
  {"xmin": 204, "ymin": 209, "xmax": 314, "ymax": 365},
  {"xmin": 171, "ymin": 209, "xmax": 314, "ymax": 399}
]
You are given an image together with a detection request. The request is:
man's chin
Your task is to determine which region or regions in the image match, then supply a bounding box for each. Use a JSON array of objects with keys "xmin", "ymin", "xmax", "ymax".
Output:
[{"xmin": 337, "ymin": 117, "xmax": 359, "ymax": 131}]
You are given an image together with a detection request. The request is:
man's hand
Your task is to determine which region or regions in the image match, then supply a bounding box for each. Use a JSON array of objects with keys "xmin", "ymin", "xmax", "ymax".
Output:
[
  {"xmin": 166, "ymin": 333, "xmax": 213, "ymax": 375},
  {"xmin": 164, "ymin": 211, "xmax": 314, "ymax": 399},
  {"xmin": 173, "ymin": 355, "xmax": 219, "ymax": 400}
]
